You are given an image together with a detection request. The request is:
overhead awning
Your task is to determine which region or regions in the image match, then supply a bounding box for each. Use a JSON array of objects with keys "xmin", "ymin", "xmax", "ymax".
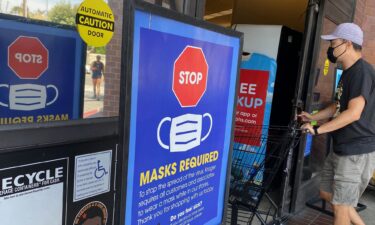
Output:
[{"xmin": 205, "ymin": 0, "xmax": 308, "ymax": 32}]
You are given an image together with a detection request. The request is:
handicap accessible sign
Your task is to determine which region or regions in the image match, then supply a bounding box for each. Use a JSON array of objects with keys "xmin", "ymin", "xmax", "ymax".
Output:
[
  {"xmin": 0, "ymin": 19, "xmax": 83, "ymax": 124},
  {"xmin": 125, "ymin": 10, "xmax": 241, "ymax": 225}
]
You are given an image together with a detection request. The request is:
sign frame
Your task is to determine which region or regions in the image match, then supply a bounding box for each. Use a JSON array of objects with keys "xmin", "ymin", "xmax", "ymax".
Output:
[{"xmin": 117, "ymin": 1, "xmax": 243, "ymax": 224}]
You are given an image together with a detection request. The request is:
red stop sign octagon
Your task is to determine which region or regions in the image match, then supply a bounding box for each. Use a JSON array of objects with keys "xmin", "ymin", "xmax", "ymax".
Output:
[
  {"xmin": 8, "ymin": 36, "xmax": 49, "ymax": 79},
  {"xmin": 173, "ymin": 46, "xmax": 208, "ymax": 107}
]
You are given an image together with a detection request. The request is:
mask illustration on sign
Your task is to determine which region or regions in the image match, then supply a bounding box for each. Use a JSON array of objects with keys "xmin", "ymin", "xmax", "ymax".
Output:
[
  {"xmin": 157, "ymin": 113, "xmax": 213, "ymax": 152},
  {"xmin": 0, "ymin": 84, "xmax": 58, "ymax": 111}
]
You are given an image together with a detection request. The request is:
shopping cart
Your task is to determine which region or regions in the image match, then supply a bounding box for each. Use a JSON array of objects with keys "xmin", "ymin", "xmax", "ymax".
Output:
[{"xmin": 228, "ymin": 121, "xmax": 301, "ymax": 225}]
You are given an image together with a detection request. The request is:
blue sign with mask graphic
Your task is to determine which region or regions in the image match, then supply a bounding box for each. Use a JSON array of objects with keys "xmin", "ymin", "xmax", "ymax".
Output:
[
  {"xmin": 0, "ymin": 17, "xmax": 84, "ymax": 124},
  {"xmin": 124, "ymin": 10, "xmax": 241, "ymax": 225}
]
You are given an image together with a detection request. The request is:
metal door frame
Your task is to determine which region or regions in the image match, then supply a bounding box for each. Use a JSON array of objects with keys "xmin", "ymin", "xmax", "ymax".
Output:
[{"xmin": 289, "ymin": 0, "xmax": 357, "ymax": 213}]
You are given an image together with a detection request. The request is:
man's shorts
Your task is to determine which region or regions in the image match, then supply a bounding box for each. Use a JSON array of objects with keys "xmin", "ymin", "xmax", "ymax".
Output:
[{"xmin": 320, "ymin": 151, "xmax": 375, "ymax": 206}]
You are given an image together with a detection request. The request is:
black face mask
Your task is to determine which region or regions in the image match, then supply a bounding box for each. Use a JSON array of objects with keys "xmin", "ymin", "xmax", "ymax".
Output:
[{"xmin": 327, "ymin": 42, "xmax": 347, "ymax": 63}]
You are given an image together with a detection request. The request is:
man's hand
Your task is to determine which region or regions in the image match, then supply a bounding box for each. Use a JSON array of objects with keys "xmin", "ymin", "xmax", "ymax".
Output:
[
  {"xmin": 298, "ymin": 111, "xmax": 314, "ymax": 122},
  {"xmin": 301, "ymin": 123, "xmax": 314, "ymax": 135}
]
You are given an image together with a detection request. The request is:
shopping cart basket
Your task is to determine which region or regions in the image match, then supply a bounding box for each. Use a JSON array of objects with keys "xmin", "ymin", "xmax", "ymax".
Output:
[{"xmin": 228, "ymin": 121, "xmax": 301, "ymax": 225}]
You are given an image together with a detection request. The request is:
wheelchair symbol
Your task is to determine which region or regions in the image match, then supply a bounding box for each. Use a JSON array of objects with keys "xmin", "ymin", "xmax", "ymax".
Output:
[{"xmin": 94, "ymin": 160, "xmax": 108, "ymax": 179}]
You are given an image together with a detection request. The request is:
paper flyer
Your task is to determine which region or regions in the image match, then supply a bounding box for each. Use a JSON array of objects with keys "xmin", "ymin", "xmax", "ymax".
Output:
[{"xmin": 0, "ymin": 158, "xmax": 68, "ymax": 225}]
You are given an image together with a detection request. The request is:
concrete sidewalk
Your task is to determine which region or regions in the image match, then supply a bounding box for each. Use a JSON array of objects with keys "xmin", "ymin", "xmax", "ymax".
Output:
[
  {"xmin": 286, "ymin": 188, "xmax": 375, "ymax": 225},
  {"xmin": 225, "ymin": 187, "xmax": 375, "ymax": 224}
]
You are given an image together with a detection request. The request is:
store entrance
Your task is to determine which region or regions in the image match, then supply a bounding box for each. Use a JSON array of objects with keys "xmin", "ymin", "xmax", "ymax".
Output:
[{"xmin": 204, "ymin": 0, "xmax": 320, "ymax": 215}]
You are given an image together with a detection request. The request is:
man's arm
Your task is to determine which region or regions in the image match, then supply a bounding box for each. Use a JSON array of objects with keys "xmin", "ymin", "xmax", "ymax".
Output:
[
  {"xmin": 311, "ymin": 103, "xmax": 337, "ymax": 121},
  {"xmin": 303, "ymin": 96, "xmax": 365, "ymax": 134},
  {"xmin": 299, "ymin": 103, "xmax": 336, "ymax": 122},
  {"xmin": 318, "ymin": 96, "xmax": 365, "ymax": 134}
]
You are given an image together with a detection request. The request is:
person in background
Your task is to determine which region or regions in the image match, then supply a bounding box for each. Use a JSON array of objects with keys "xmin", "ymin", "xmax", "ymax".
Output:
[
  {"xmin": 300, "ymin": 23, "xmax": 375, "ymax": 225},
  {"xmin": 91, "ymin": 55, "xmax": 105, "ymax": 101}
]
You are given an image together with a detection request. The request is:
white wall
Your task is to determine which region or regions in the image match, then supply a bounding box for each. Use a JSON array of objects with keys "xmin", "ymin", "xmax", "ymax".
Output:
[{"xmin": 235, "ymin": 24, "xmax": 282, "ymax": 60}]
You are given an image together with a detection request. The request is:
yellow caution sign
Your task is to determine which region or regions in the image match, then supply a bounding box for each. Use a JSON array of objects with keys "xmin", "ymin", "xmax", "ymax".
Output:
[
  {"xmin": 323, "ymin": 59, "xmax": 330, "ymax": 76},
  {"xmin": 76, "ymin": 0, "xmax": 114, "ymax": 47}
]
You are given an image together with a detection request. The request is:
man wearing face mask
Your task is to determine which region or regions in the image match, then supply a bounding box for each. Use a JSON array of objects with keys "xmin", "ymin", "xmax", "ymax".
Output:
[{"xmin": 300, "ymin": 23, "xmax": 375, "ymax": 225}]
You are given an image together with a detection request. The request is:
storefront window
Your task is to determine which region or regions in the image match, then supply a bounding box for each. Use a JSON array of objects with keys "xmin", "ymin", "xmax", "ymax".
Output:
[{"xmin": 0, "ymin": 0, "xmax": 122, "ymax": 126}]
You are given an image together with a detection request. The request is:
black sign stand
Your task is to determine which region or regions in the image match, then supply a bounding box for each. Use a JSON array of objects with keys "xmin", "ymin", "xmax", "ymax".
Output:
[{"xmin": 117, "ymin": 1, "xmax": 243, "ymax": 224}]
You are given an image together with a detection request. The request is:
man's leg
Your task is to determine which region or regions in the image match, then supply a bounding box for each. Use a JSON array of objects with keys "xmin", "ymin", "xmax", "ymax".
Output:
[
  {"xmin": 349, "ymin": 206, "xmax": 365, "ymax": 225},
  {"xmin": 332, "ymin": 204, "xmax": 350, "ymax": 225},
  {"xmin": 320, "ymin": 191, "xmax": 365, "ymax": 225},
  {"xmin": 350, "ymin": 151, "xmax": 375, "ymax": 225},
  {"xmin": 320, "ymin": 152, "xmax": 363, "ymax": 224},
  {"xmin": 332, "ymin": 153, "xmax": 368, "ymax": 225},
  {"xmin": 333, "ymin": 205, "xmax": 365, "ymax": 225}
]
